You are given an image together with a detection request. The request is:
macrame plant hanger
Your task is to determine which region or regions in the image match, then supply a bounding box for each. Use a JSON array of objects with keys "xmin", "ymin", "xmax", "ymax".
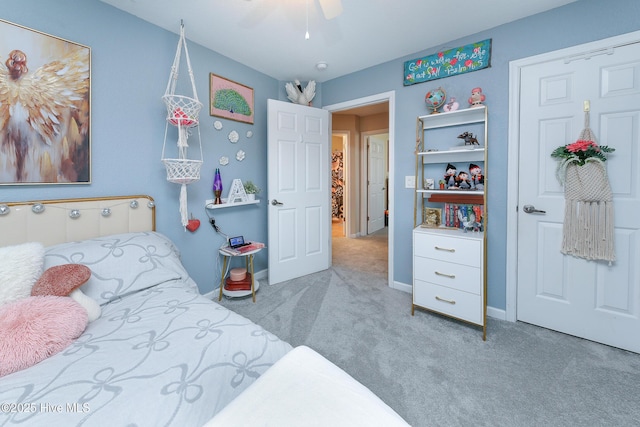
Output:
[{"xmin": 161, "ymin": 21, "xmax": 203, "ymax": 229}]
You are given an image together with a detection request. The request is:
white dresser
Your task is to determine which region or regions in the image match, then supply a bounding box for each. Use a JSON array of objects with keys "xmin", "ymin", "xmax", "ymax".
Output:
[{"xmin": 412, "ymin": 227, "xmax": 485, "ymax": 336}]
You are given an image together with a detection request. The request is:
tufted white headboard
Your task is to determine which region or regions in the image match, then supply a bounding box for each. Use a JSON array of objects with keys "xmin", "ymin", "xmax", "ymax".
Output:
[{"xmin": 0, "ymin": 195, "xmax": 155, "ymax": 247}]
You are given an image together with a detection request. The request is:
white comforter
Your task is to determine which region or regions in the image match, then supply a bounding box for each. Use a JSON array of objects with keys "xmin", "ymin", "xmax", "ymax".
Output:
[
  {"xmin": 205, "ymin": 346, "xmax": 411, "ymax": 427},
  {"xmin": 0, "ymin": 232, "xmax": 292, "ymax": 427}
]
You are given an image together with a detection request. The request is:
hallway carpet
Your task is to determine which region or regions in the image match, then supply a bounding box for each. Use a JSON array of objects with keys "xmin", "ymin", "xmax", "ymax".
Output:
[{"xmin": 217, "ymin": 229, "xmax": 640, "ymax": 427}]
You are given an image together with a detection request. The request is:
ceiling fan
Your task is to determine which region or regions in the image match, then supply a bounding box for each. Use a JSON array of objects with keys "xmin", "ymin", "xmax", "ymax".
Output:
[
  {"xmin": 240, "ymin": 0, "xmax": 343, "ymax": 37},
  {"xmin": 317, "ymin": 0, "xmax": 343, "ymax": 20}
]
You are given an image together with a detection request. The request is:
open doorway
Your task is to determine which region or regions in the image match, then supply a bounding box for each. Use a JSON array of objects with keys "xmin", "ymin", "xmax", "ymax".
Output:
[
  {"xmin": 331, "ymin": 132, "xmax": 348, "ymax": 238},
  {"xmin": 324, "ymin": 91, "xmax": 395, "ymax": 289}
]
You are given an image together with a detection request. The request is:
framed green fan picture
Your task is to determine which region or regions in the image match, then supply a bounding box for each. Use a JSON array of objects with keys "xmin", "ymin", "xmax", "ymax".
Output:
[{"xmin": 209, "ymin": 73, "xmax": 254, "ymax": 124}]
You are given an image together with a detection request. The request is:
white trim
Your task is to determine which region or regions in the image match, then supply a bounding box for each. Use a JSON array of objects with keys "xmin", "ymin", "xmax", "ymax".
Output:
[
  {"xmin": 324, "ymin": 91, "xmax": 396, "ymax": 289},
  {"xmin": 393, "ymin": 281, "xmax": 412, "ymax": 294},
  {"xmin": 506, "ymin": 30, "xmax": 640, "ymax": 323},
  {"xmin": 487, "ymin": 306, "xmax": 506, "ymax": 321}
]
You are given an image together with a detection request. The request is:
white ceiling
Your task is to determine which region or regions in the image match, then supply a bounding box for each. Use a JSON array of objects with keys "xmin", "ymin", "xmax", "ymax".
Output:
[{"xmin": 100, "ymin": 0, "xmax": 576, "ymax": 83}]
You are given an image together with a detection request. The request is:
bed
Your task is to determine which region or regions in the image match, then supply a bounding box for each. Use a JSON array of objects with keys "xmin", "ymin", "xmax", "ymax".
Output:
[{"xmin": 0, "ymin": 196, "xmax": 409, "ymax": 427}]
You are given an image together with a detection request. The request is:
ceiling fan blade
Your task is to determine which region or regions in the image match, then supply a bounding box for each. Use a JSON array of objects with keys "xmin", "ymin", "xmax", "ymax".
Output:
[{"xmin": 317, "ymin": 0, "xmax": 343, "ymax": 20}]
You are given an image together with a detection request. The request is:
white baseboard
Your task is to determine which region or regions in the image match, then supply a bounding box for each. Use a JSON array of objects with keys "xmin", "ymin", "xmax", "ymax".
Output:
[
  {"xmin": 392, "ymin": 281, "xmax": 412, "ymax": 294},
  {"xmin": 206, "ymin": 272, "xmax": 510, "ymax": 322}
]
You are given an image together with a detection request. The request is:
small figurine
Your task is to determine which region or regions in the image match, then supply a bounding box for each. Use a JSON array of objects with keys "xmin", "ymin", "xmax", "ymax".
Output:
[
  {"xmin": 442, "ymin": 97, "xmax": 459, "ymax": 112},
  {"xmin": 468, "ymin": 87, "xmax": 485, "ymax": 108},
  {"xmin": 460, "ymin": 209, "xmax": 483, "ymax": 233},
  {"xmin": 458, "ymin": 131, "xmax": 479, "ymax": 145},
  {"xmin": 469, "ymin": 163, "xmax": 484, "ymax": 190},
  {"xmin": 444, "ymin": 163, "xmax": 457, "ymax": 189},
  {"xmin": 456, "ymin": 171, "xmax": 471, "ymax": 189}
]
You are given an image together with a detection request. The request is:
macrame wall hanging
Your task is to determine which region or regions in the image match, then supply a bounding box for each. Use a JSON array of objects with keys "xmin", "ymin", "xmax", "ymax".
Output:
[
  {"xmin": 553, "ymin": 107, "xmax": 615, "ymax": 263},
  {"xmin": 161, "ymin": 22, "xmax": 203, "ymax": 229}
]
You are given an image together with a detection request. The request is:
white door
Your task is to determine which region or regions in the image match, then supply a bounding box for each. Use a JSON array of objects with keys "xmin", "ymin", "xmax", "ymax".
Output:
[
  {"xmin": 367, "ymin": 134, "xmax": 387, "ymax": 234},
  {"xmin": 516, "ymin": 41, "xmax": 640, "ymax": 353},
  {"xmin": 267, "ymin": 99, "xmax": 330, "ymax": 285}
]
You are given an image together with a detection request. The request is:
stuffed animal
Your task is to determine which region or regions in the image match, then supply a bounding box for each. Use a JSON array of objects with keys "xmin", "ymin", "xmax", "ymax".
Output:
[
  {"xmin": 444, "ymin": 163, "xmax": 457, "ymax": 188},
  {"xmin": 468, "ymin": 87, "xmax": 486, "ymax": 108},
  {"xmin": 456, "ymin": 171, "xmax": 471, "ymax": 189},
  {"xmin": 469, "ymin": 163, "xmax": 484, "ymax": 190}
]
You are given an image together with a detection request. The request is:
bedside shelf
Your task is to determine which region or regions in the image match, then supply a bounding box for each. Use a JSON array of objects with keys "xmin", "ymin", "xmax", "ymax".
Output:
[{"xmin": 205, "ymin": 199, "xmax": 260, "ymax": 210}]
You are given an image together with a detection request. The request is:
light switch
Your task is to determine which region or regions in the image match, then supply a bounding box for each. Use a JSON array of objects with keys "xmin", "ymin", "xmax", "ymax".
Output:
[{"xmin": 405, "ymin": 176, "xmax": 416, "ymax": 188}]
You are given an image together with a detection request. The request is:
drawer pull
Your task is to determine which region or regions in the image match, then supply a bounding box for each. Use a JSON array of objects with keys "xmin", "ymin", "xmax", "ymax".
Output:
[
  {"xmin": 434, "ymin": 246, "xmax": 455, "ymax": 252},
  {"xmin": 435, "ymin": 271, "xmax": 455, "ymax": 279},
  {"xmin": 435, "ymin": 296, "xmax": 456, "ymax": 305}
]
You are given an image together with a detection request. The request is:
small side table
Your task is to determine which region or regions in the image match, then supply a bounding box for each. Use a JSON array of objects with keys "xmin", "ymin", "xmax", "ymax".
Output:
[{"xmin": 218, "ymin": 246, "xmax": 263, "ymax": 303}]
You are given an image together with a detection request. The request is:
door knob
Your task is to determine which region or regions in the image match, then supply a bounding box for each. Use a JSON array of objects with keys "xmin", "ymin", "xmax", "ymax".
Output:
[
  {"xmin": 523, "ymin": 204, "xmax": 546, "ymax": 214},
  {"xmin": 271, "ymin": 199, "xmax": 284, "ymax": 206}
]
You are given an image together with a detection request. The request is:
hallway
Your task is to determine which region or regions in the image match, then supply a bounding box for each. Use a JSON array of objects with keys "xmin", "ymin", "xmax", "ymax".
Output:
[{"xmin": 332, "ymin": 221, "xmax": 388, "ymax": 283}]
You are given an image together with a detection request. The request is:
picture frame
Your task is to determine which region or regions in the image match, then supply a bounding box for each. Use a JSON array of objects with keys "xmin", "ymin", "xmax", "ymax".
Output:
[
  {"xmin": 209, "ymin": 73, "xmax": 254, "ymax": 124},
  {"xmin": 0, "ymin": 18, "xmax": 91, "ymax": 185},
  {"xmin": 422, "ymin": 207, "xmax": 442, "ymax": 228}
]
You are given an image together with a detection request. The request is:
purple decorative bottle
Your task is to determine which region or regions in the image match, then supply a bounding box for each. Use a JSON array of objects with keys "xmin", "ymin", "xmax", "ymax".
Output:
[{"xmin": 213, "ymin": 168, "xmax": 223, "ymax": 204}]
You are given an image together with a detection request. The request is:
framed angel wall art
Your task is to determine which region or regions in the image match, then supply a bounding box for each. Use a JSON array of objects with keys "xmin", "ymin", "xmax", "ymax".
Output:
[{"xmin": 0, "ymin": 19, "xmax": 90, "ymax": 185}]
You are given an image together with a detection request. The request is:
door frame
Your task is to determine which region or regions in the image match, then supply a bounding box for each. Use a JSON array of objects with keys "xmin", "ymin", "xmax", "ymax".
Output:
[
  {"xmin": 505, "ymin": 30, "xmax": 640, "ymax": 322},
  {"xmin": 324, "ymin": 91, "xmax": 396, "ymax": 289}
]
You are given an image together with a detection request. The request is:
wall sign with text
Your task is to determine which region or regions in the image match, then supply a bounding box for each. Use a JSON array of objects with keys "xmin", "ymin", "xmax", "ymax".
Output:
[{"xmin": 403, "ymin": 39, "xmax": 491, "ymax": 86}]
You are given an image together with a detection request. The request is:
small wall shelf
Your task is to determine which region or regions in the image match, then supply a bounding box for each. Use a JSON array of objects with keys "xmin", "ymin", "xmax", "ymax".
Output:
[{"xmin": 205, "ymin": 199, "xmax": 260, "ymax": 210}]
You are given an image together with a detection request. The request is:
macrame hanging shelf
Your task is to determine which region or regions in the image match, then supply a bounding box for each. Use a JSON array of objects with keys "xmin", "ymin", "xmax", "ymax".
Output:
[{"xmin": 161, "ymin": 22, "xmax": 203, "ymax": 229}]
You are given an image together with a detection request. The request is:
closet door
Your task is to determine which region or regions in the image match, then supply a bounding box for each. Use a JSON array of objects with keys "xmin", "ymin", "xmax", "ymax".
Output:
[{"xmin": 516, "ymin": 40, "xmax": 640, "ymax": 353}]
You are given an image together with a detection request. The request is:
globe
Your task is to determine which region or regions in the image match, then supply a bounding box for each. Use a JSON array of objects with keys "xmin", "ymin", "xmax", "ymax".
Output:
[{"xmin": 425, "ymin": 87, "xmax": 447, "ymax": 114}]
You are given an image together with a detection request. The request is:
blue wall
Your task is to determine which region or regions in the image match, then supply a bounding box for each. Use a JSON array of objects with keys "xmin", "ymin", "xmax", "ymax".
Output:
[
  {"xmin": 2, "ymin": 0, "xmax": 640, "ymax": 308},
  {"xmin": 0, "ymin": 0, "xmax": 280, "ymax": 294},
  {"xmin": 322, "ymin": 0, "xmax": 640, "ymax": 311}
]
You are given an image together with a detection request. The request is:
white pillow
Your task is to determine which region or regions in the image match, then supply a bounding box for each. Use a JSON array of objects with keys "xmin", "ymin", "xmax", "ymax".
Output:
[
  {"xmin": 44, "ymin": 232, "xmax": 188, "ymax": 305},
  {"xmin": 69, "ymin": 288, "xmax": 101, "ymax": 322},
  {"xmin": 0, "ymin": 242, "xmax": 45, "ymax": 306}
]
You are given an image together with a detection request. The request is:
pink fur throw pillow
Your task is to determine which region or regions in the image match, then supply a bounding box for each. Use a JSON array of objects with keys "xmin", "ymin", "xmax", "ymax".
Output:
[{"xmin": 0, "ymin": 296, "xmax": 88, "ymax": 377}]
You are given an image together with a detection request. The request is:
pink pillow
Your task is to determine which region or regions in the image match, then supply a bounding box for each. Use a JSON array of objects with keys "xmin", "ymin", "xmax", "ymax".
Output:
[
  {"xmin": 31, "ymin": 264, "xmax": 92, "ymax": 296},
  {"xmin": 0, "ymin": 296, "xmax": 88, "ymax": 377}
]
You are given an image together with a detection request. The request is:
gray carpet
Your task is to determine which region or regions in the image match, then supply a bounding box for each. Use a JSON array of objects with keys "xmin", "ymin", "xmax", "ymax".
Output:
[{"xmin": 218, "ymin": 228, "xmax": 640, "ymax": 427}]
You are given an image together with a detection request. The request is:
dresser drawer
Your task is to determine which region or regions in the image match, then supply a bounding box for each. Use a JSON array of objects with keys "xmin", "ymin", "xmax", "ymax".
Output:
[
  {"xmin": 414, "ymin": 258, "xmax": 481, "ymax": 295},
  {"xmin": 413, "ymin": 280, "xmax": 483, "ymax": 325},
  {"xmin": 413, "ymin": 232, "xmax": 482, "ymax": 267}
]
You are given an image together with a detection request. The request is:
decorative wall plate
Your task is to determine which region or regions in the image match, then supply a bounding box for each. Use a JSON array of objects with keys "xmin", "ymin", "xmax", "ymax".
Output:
[
  {"xmin": 246, "ymin": 130, "xmax": 253, "ymax": 138},
  {"xmin": 214, "ymin": 120, "xmax": 223, "ymax": 130},
  {"xmin": 236, "ymin": 150, "xmax": 245, "ymax": 161},
  {"xmin": 228, "ymin": 130, "xmax": 239, "ymax": 143},
  {"xmin": 219, "ymin": 156, "xmax": 229, "ymax": 166}
]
